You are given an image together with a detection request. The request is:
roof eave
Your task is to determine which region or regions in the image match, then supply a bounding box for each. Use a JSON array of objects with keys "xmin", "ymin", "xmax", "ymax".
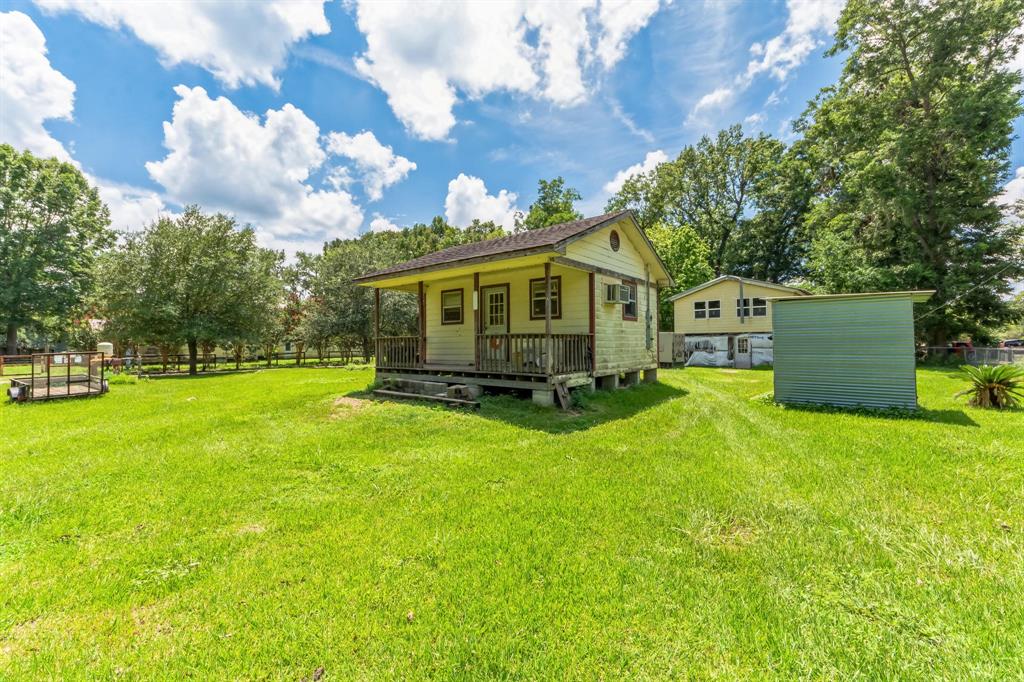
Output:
[
  {"xmin": 352, "ymin": 244, "xmax": 562, "ymax": 286},
  {"xmin": 668, "ymin": 275, "xmax": 805, "ymax": 301},
  {"xmin": 766, "ymin": 290, "xmax": 936, "ymax": 303}
]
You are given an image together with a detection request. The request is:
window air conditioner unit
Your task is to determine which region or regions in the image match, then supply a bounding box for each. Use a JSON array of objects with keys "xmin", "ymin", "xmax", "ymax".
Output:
[{"xmin": 604, "ymin": 283, "xmax": 630, "ymax": 304}]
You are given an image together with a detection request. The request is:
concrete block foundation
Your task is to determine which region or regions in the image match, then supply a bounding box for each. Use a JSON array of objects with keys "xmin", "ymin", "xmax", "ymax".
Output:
[{"xmin": 532, "ymin": 389, "xmax": 555, "ymax": 407}]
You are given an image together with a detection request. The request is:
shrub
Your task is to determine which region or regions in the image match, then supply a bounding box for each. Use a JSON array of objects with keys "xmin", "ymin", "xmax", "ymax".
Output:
[{"xmin": 956, "ymin": 364, "xmax": 1024, "ymax": 409}]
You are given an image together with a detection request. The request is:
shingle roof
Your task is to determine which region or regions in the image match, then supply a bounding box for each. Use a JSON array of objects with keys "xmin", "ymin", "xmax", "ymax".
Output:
[{"xmin": 353, "ymin": 210, "xmax": 631, "ymax": 283}]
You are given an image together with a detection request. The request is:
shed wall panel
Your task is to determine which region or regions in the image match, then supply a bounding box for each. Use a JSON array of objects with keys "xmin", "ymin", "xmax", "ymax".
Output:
[{"xmin": 772, "ymin": 296, "xmax": 918, "ymax": 409}]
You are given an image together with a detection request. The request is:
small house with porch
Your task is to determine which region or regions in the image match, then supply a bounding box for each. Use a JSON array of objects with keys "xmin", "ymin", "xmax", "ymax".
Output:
[{"xmin": 353, "ymin": 210, "xmax": 673, "ymax": 406}]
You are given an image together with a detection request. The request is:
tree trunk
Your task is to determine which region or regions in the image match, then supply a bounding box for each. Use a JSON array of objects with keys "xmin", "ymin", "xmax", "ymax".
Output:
[
  {"xmin": 5, "ymin": 322, "xmax": 17, "ymax": 356},
  {"xmin": 187, "ymin": 338, "xmax": 198, "ymax": 375},
  {"xmin": 362, "ymin": 337, "xmax": 372, "ymax": 363},
  {"xmin": 295, "ymin": 341, "xmax": 304, "ymax": 365}
]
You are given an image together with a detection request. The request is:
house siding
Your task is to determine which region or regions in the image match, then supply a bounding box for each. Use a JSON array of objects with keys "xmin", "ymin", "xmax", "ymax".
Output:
[
  {"xmin": 772, "ymin": 295, "xmax": 919, "ymax": 409},
  {"xmin": 566, "ymin": 223, "xmax": 657, "ymax": 374},
  {"xmin": 419, "ymin": 220, "xmax": 658, "ymax": 374},
  {"xmin": 423, "ymin": 266, "xmax": 591, "ymax": 366},
  {"xmin": 673, "ymin": 279, "xmax": 802, "ymax": 335}
]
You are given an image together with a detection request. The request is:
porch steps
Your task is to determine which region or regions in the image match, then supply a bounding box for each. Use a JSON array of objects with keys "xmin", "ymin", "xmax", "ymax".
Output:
[
  {"xmin": 553, "ymin": 382, "xmax": 572, "ymax": 410},
  {"xmin": 373, "ymin": 389, "xmax": 479, "ymax": 409},
  {"xmin": 373, "ymin": 378, "xmax": 480, "ymax": 409}
]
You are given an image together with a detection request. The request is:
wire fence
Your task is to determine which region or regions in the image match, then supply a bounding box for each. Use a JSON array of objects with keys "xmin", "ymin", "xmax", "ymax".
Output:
[
  {"xmin": 3, "ymin": 348, "xmax": 369, "ymax": 379},
  {"xmin": 919, "ymin": 346, "xmax": 1024, "ymax": 366}
]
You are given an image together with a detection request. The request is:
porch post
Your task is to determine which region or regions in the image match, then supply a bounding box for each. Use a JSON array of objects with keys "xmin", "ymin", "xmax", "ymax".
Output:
[
  {"xmin": 418, "ymin": 281, "xmax": 426, "ymax": 366},
  {"xmin": 588, "ymin": 272, "xmax": 596, "ymax": 374},
  {"xmin": 473, "ymin": 272, "xmax": 480, "ymax": 370},
  {"xmin": 544, "ymin": 261, "xmax": 553, "ymax": 375},
  {"xmin": 373, "ymin": 287, "xmax": 380, "ymax": 367}
]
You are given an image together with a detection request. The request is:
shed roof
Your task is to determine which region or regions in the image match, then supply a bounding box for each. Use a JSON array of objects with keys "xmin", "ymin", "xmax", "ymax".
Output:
[
  {"xmin": 353, "ymin": 210, "xmax": 670, "ymax": 285},
  {"xmin": 668, "ymin": 275, "xmax": 809, "ymax": 301},
  {"xmin": 767, "ymin": 290, "xmax": 934, "ymax": 303}
]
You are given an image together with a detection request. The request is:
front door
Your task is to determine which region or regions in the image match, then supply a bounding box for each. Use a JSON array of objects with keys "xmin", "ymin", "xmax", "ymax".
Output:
[{"xmin": 480, "ymin": 285, "xmax": 509, "ymax": 368}]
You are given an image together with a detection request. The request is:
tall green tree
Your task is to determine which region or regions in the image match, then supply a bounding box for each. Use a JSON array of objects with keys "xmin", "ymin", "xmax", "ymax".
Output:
[
  {"xmin": 98, "ymin": 207, "xmax": 283, "ymax": 374},
  {"xmin": 299, "ymin": 216, "xmax": 504, "ymax": 360},
  {"xmin": 0, "ymin": 144, "xmax": 112, "ymax": 354},
  {"xmin": 730, "ymin": 142, "xmax": 815, "ymax": 282},
  {"xmin": 647, "ymin": 223, "xmax": 714, "ymax": 329},
  {"xmin": 606, "ymin": 127, "xmax": 809, "ymax": 281},
  {"xmin": 515, "ymin": 177, "xmax": 582, "ymax": 231},
  {"xmin": 802, "ymin": 0, "xmax": 1024, "ymax": 344}
]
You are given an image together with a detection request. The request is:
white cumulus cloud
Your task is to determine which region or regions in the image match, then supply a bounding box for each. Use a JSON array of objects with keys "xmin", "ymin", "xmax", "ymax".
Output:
[
  {"xmin": 145, "ymin": 85, "xmax": 363, "ymax": 251},
  {"xmin": 603, "ymin": 150, "xmax": 668, "ymax": 194},
  {"xmin": 325, "ymin": 131, "xmax": 416, "ymax": 202},
  {"xmin": 444, "ymin": 174, "xmax": 519, "ymax": 230},
  {"xmin": 97, "ymin": 180, "xmax": 170, "ymax": 231},
  {"xmin": 1, "ymin": 10, "xmax": 168, "ymax": 229},
  {"xmin": 369, "ymin": 214, "xmax": 400, "ymax": 232},
  {"xmin": 596, "ymin": 0, "xmax": 661, "ymax": 68},
  {"xmin": 35, "ymin": 0, "xmax": 330, "ymax": 89},
  {"xmin": 352, "ymin": 0, "xmax": 665, "ymax": 140},
  {"xmin": 0, "ymin": 10, "xmax": 76, "ymax": 162},
  {"xmin": 743, "ymin": 0, "xmax": 844, "ymax": 83},
  {"xmin": 999, "ymin": 167, "xmax": 1024, "ymax": 207}
]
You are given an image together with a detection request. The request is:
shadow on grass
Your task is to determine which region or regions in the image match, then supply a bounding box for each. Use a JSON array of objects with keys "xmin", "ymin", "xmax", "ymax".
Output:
[
  {"xmin": 767, "ymin": 399, "xmax": 980, "ymax": 427},
  {"xmin": 356, "ymin": 382, "xmax": 689, "ymax": 435}
]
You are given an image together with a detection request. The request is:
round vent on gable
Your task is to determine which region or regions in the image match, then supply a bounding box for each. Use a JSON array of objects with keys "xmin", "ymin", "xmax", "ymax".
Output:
[{"xmin": 610, "ymin": 230, "xmax": 620, "ymax": 252}]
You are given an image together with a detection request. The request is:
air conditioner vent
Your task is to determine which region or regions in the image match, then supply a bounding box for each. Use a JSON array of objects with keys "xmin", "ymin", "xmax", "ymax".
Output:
[{"xmin": 604, "ymin": 283, "xmax": 630, "ymax": 304}]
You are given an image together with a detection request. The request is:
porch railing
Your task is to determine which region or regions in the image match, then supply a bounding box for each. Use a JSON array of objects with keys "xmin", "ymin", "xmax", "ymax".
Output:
[
  {"xmin": 374, "ymin": 333, "xmax": 593, "ymax": 375},
  {"xmin": 477, "ymin": 333, "xmax": 593, "ymax": 375},
  {"xmin": 376, "ymin": 335, "xmax": 420, "ymax": 369}
]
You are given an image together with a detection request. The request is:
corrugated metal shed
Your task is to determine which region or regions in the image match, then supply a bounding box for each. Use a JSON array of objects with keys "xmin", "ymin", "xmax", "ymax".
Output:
[{"xmin": 769, "ymin": 291, "xmax": 933, "ymax": 409}]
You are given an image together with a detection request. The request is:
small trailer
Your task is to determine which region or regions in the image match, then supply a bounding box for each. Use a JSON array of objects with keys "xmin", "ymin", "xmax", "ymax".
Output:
[{"xmin": 6, "ymin": 352, "xmax": 108, "ymax": 402}]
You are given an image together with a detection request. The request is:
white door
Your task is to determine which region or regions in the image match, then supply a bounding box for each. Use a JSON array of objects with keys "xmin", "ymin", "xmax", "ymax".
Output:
[
  {"xmin": 735, "ymin": 336, "xmax": 751, "ymax": 369},
  {"xmin": 480, "ymin": 285, "xmax": 509, "ymax": 368}
]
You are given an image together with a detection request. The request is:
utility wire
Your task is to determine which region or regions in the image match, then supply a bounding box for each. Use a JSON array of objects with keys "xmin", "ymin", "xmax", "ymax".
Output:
[{"xmin": 913, "ymin": 259, "xmax": 1023, "ymax": 322}]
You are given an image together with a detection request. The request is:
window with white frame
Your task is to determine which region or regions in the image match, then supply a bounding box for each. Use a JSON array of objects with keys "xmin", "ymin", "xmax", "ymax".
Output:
[
  {"xmin": 622, "ymin": 282, "xmax": 638, "ymax": 320},
  {"xmin": 694, "ymin": 299, "xmax": 721, "ymax": 319},
  {"xmin": 529, "ymin": 276, "xmax": 561, "ymax": 319},
  {"xmin": 441, "ymin": 289, "xmax": 463, "ymax": 324},
  {"xmin": 736, "ymin": 298, "xmax": 751, "ymax": 317},
  {"xmin": 752, "ymin": 297, "xmax": 767, "ymax": 316}
]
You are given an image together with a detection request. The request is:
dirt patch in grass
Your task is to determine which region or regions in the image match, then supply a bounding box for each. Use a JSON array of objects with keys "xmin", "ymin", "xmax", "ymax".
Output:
[{"xmin": 330, "ymin": 396, "xmax": 370, "ymax": 419}]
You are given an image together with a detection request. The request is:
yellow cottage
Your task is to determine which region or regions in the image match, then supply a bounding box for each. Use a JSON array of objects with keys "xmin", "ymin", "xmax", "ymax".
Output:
[
  {"xmin": 353, "ymin": 210, "xmax": 673, "ymax": 406},
  {"xmin": 670, "ymin": 275, "xmax": 808, "ymax": 337}
]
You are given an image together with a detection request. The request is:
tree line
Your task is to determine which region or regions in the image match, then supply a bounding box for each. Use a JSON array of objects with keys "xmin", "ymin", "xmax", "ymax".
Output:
[{"xmin": 3, "ymin": 0, "xmax": 1023, "ymax": 368}]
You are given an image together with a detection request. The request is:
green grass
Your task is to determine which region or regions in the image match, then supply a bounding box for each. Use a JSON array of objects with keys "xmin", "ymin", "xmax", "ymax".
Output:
[{"xmin": 2, "ymin": 367, "xmax": 1022, "ymax": 679}]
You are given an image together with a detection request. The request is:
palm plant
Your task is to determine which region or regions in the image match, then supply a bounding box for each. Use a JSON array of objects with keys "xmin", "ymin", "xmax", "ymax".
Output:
[{"xmin": 956, "ymin": 364, "xmax": 1024, "ymax": 409}]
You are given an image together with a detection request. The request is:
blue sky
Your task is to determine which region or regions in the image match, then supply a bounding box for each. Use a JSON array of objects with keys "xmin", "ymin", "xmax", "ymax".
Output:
[{"xmin": 2, "ymin": 0, "xmax": 1022, "ymax": 256}]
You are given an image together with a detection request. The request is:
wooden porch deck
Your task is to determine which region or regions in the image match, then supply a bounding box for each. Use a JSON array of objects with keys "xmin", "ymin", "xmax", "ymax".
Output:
[{"xmin": 375, "ymin": 332, "xmax": 594, "ymax": 385}]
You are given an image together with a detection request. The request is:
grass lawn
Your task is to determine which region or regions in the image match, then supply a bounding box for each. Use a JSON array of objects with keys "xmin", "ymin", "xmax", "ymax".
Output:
[{"xmin": 2, "ymin": 366, "xmax": 1022, "ymax": 678}]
